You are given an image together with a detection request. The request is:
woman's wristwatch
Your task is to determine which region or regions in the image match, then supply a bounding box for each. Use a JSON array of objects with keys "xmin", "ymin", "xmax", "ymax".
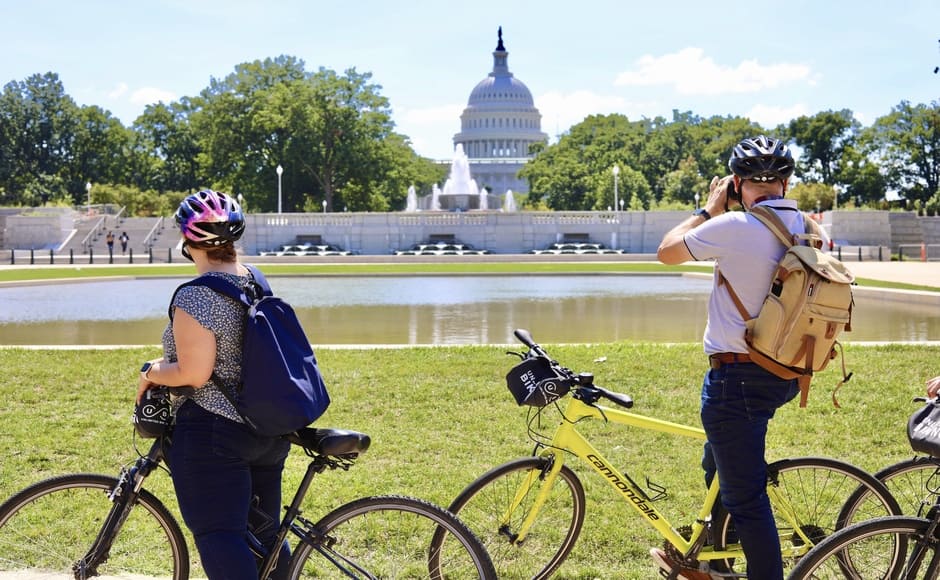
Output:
[{"xmin": 140, "ymin": 361, "xmax": 155, "ymax": 381}]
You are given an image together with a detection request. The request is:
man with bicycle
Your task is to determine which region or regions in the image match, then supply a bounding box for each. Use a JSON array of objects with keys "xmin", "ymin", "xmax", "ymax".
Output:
[{"xmin": 655, "ymin": 135, "xmax": 804, "ymax": 580}]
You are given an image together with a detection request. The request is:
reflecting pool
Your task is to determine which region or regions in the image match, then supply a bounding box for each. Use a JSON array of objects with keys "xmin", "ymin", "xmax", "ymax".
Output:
[{"xmin": 0, "ymin": 275, "xmax": 935, "ymax": 345}]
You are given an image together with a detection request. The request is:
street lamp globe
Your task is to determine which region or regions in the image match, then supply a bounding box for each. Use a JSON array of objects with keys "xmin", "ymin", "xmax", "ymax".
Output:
[
  {"xmin": 322, "ymin": 200, "xmax": 327, "ymax": 213},
  {"xmin": 85, "ymin": 182, "xmax": 92, "ymax": 214}
]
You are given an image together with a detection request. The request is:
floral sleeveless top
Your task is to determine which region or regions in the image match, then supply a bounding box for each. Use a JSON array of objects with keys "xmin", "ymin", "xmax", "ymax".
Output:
[{"xmin": 163, "ymin": 271, "xmax": 247, "ymax": 423}]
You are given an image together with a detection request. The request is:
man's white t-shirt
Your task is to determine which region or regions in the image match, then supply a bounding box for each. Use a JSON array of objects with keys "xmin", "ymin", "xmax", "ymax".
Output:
[{"xmin": 683, "ymin": 199, "xmax": 808, "ymax": 355}]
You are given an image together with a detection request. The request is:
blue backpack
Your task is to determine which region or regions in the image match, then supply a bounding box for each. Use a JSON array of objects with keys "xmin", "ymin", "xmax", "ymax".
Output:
[{"xmin": 170, "ymin": 264, "xmax": 330, "ymax": 436}]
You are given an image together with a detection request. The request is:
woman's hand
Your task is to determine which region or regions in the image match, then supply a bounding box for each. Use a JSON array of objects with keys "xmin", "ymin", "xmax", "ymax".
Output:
[
  {"xmin": 927, "ymin": 376, "xmax": 940, "ymax": 398},
  {"xmin": 136, "ymin": 358, "xmax": 162, "ymax": 404}
]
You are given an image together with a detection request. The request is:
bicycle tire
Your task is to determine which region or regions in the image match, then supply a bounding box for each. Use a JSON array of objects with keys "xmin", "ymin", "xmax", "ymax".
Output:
[
  {"xmin": 787, "ymin": 515, "xmax": 940, "ymax": 579},
  {"xmin": 435, "ymin": 456, "xmax": 586, "ymax": 580},
  {"xmin": 286, "ymin": 494, "xmax": 496, "ymax": 579},
  {"xmin": 713, "ymin": 456, "xmax": 901, "ymax": 575},
  {"xmin": 0, "ymin": 473, "xmax": 190, "ymax": 579},
  {"xmin": 863, "ymin": 456, "xmax": 940, "ymax": 517}
]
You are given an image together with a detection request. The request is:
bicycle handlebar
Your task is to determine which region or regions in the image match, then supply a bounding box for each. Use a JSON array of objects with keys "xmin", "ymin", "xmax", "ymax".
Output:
[{"xmin": 512, "ymin": 328, "xmax": 634, "ymax": 410}]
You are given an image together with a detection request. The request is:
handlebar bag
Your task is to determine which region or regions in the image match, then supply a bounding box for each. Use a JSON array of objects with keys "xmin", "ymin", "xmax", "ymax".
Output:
[
  {"xmin": 908, "ymin": 399, "xmax": 940, "ymax": 457},
  {"xmin": 506, "ymin": 357, "xmax": 570, "ymax": 407}
]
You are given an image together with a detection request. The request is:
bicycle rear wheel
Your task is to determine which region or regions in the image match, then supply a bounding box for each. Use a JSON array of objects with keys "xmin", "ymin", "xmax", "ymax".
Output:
[
  {"xmin": 434, "ymin": 456, "xmax": 586, "ymax": 580},
  {"xmin": 788, "ymin": 515, "xmax": 940, "ymax": 579},
  {"xmin": 0, "ymin": 473, "xmax": 189, "ymax": 579},
  {"xmin": 287, "ymin": 494, "xmax": 495, "ymax": 579},
  {"xmin": 713, "ymin": 457, "xmax": 901, "ymax": 574}
]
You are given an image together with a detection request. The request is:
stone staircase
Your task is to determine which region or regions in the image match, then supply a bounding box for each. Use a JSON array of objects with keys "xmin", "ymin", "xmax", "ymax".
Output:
[{"xmin": 60, "ymin": 214, "xmax": 178, "ymax": 259}]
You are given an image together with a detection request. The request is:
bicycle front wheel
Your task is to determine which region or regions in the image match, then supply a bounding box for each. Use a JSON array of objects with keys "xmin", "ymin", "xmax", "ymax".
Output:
[
  {"xmin": 438, "ymin": 456, "xmax": 586, "ymax": 580},
  {"xmin": 873, "ymin": 456, "xmax": 940, "ymax": 516},
  {"xmin": 287, "ymin": 494, "xmax": 495, "ymax": 579},
  {"xmin": 787, "ymin": 515, "xmax": 940, "ymax": 579},
  {"xmin": 713, "ymin": 457, "xmax": 901, "ymax": 574},
  {"xmin": 0, "ymin": 473, "xmax": 189, "ymax": 579}
]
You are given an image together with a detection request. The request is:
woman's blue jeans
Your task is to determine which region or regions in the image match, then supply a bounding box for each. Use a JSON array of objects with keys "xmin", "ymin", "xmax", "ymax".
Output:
[
  {"xmin": 169, "ymin": 400, "xmax": 291, "ymax": 579},
  {"xmin": 700, "ymin": 362, "xmax": 799, "ymax": 580}
]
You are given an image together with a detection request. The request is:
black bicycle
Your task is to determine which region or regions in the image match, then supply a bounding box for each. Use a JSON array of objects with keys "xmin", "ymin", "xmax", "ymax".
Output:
[{"xmin": 0, "ymin": 427, "xmax": 495, "ymax": 579}]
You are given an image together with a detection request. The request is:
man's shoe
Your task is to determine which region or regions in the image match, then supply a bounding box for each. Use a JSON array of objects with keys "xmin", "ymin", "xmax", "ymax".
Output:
[{"xmin": 650, "ymin": 547, "xmax": 713, "ymax": 580}]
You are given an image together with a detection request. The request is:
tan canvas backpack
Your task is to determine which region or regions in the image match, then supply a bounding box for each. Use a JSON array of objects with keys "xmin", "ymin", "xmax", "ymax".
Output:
[{"xmin": 718, "ymin": 206, "xmax": 855, "ymax": 407}]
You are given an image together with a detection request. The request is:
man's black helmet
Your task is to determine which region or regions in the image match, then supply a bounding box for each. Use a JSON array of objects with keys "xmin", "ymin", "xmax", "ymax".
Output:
[{"xmin": 728, "ymin": 135, "xmax": 795, "ymax": 182}]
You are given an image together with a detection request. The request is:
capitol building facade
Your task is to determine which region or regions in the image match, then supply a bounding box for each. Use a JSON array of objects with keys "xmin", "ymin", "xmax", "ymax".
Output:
[{"xmin": 451, "ymin": 28, "xmax": 548, "ymax": 195}]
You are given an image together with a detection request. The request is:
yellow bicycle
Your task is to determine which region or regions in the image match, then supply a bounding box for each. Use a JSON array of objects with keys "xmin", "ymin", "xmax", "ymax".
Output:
[{"xmin": 432, "ymin": 329, "xmax": 901, "ymax": 578}]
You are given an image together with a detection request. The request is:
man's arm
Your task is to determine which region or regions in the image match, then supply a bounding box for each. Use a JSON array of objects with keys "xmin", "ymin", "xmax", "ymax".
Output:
[
  {"xmin": 657, "ymin": 175, "xmax": 733, "ymax": 265},
  {"xmin": 657, "ymin": 216, "xmax": 702, "ymax": 264}
]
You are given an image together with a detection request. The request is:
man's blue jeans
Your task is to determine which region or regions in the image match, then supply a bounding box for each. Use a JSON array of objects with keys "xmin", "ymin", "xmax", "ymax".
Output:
[
  {"xmin": 700, "ymin": 362, "xmax": 799, "ymax": 580},
  {"xmin": 169, "ymin": 400, "xmax": 291, "ymax": 579}
]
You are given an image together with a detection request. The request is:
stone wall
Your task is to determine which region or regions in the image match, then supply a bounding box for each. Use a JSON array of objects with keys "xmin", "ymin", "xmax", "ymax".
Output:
[
  {"xmin": 0, "ymin": 211, "xmax": 75, "ymax": 250},
  {"xmin": 5, "ymin": 208, "xmax": 940, "ymax": 256}
]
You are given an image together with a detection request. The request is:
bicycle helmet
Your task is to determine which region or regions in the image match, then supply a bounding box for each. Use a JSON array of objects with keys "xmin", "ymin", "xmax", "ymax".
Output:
[
  {"xmin": 174, "ymin": 189, "xmax": 245, "ymax": 246},
  {"xmin": 728, "ymin": 135, "xmax": 795, "ymax": 182}
]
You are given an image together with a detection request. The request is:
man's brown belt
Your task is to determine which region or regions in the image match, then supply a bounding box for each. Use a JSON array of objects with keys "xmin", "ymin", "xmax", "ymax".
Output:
[{"xmin": 709, "ymin": 352, "xmax": 752, "ymax": 369}]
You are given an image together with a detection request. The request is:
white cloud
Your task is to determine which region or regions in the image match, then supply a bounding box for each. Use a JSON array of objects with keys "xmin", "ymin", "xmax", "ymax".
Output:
[
  {"xmin": 107, "ymin": 82, "xmax": 128, "ymax": 99},
  {"xmin": 129, "ymin": 87, "xmax": 177, "ymax": 107},
  {"xmin": 745, "ymin": 103, "xmax": 810, "ymax": 128},
  {"xmin": 614, "ymin": 47, "xmax": 814, "ymax": 95}
]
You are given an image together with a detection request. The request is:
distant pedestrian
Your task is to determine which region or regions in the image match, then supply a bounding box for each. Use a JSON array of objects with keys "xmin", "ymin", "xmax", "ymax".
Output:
[
  {"xmin": 119, "ymin": 231, "xmax": 129, "ymax": 254},
  {"xmin": 105, "ymin": 231, "xmax": 115, "ymax": 255}
]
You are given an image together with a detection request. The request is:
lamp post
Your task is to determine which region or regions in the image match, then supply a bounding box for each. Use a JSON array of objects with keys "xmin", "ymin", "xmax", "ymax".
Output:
[
  {"xmin": 276, "ymin": 165, "xmax": 283, "ymax": 214},
  {"xmin": 236, "ymin": 193, "xmax": 245, "ymax": 211},
  {"xmin": 322, "ymin": 200, "xmax": 327, "ymax": 213},
  {"xmin": 619, "ymin": 198, "xmax": 624, "ymax": 212},
  {"xmin": 85, "ymin": 182, "xmax": 92, "ymax": 215},
  {"xmin": 612, "ymin": 165, "xmax": 620, "ymax": 213},
  {"xmin": 694, "ymin": 192, "xmax": 700, "ymax": 210}
]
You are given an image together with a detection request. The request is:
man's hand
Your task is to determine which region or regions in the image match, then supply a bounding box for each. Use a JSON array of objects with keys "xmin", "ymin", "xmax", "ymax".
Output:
[{"xmin": 705, "ymin": 175, "xmax": 735, "ymax": 215}]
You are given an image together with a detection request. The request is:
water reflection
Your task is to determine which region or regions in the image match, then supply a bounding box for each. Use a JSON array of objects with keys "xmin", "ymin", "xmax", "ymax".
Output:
[{"xmin": 0, "ymin": 276, "xmax": 935, "ymax": 345}]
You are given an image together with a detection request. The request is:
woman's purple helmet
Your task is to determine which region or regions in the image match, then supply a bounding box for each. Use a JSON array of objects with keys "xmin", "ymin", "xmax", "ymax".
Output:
[{"xmin": 174, "ymin": 190, "xmax": 245, "ymax": 245}]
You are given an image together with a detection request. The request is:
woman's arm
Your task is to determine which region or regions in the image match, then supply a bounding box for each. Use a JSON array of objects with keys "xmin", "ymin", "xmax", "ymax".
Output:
[{"xmin": 137, "ymin": 308, "xmax": 216, "ymax": 402}]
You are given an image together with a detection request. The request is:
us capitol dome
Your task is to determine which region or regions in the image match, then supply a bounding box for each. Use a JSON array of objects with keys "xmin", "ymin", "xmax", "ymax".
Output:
[{"xmin": 452, "ymin": 27, "xmax": 548, "ymax": 195}]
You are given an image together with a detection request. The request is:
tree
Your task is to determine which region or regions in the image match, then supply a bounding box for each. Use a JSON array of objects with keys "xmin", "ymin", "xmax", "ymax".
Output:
[
  {"xmin": 790, "ymin": 181, "xmax": 835, "ymax": 212},
  {"xmin": 132, "ymin": 101, "xmax": 200, "ymax": 193},
  {"xmin": 867, "ymin": 101, "xmax": 940, "ymax": 205},
  {"xmin": 0, "ymin": 73, "xmax": 82, "ymax": 204},
  {"xmin": 785, "ymin": 109, "xmax": 859, "ymax": 185}
]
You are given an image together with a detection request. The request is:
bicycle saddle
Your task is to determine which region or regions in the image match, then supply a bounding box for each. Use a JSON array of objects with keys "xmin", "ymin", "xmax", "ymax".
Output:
[{"xmin": 286, "ymin": 427, "xmax": 371, "ymax": 457}]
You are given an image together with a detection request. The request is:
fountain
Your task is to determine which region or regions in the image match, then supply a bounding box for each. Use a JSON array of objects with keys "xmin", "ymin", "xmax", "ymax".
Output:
[
  {"xmin": 410, "ymin": 144, "xmax": 502, "ymax": 211},
  {"xmin": 405, "ymin": 185, "xmax": 418, "ymax": 212},
  {"xmin": 503, "ymin": 190, "xmax": 517, "ymax": 212},
  {"xmin": 438, "ymin": 144, "xmax": 480, "ymax": 211}
]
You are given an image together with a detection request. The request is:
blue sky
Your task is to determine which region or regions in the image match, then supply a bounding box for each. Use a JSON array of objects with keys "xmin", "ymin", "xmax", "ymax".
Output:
[{"xmin": 3, "ymin": 0, "xmax": 939, "ymax": 161}]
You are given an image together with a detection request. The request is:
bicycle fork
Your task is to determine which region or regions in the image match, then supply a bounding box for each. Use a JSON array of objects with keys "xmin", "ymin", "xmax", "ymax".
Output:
[
  {"xmin": 72, "ymin": 453, "xmax": 159, "ymax": 578},
  {"xmin": 498, "ymin": 454, "xmax": 564, "ymax": 545}
]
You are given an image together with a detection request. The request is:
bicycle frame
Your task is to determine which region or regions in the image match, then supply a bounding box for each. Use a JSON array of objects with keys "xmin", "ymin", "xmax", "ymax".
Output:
[{"xmin": 509, "ymin": 392, "xmax": 817, "ymax": 562}]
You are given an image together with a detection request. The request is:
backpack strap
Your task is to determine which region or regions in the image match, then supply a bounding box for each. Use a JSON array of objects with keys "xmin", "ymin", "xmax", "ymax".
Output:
[
  {"xmin": 748, "ymin": 206, "xmax": 799, "ymax": 248},
  {"xmin": 717, "ymin": 205, "xmax": 815, "ymax": 323}
]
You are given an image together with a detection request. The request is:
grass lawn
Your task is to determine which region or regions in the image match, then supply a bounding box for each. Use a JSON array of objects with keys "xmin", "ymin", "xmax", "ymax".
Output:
[{"xmin": 0, "ymin": 343, "xmax": 935, "ymax": 578}]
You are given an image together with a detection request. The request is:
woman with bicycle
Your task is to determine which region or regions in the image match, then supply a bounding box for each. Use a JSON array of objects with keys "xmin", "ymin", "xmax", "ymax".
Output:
[{"xmin": 137, "ymin": 190, "xmax": 290, "ymax": 579}]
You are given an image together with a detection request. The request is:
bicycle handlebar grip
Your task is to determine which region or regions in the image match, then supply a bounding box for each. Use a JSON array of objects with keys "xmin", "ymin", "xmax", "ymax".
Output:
[{"xmin": 514, "ymin": 328, "xmax": 536, "ymax": 348}]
